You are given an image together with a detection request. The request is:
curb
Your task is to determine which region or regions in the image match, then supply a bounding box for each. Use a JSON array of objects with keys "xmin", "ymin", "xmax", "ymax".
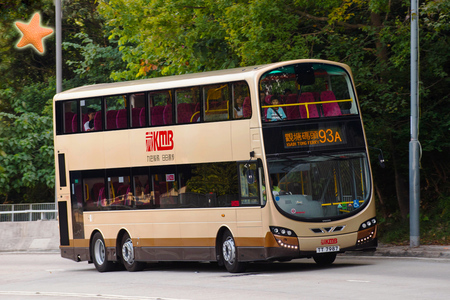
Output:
[{"xmin": 342, "ymin": 244, "xmax": 450, "ymax": 259}]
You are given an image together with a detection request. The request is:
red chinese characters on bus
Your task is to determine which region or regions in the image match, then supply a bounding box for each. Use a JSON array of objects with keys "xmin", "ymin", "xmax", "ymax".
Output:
[
  {"xmin": 321, "ymin": 238, "xmax": 338, "ymax": 245},
  {"xmin": 146, "ymin": 130, "xmax": 174, "ymax": 152}
]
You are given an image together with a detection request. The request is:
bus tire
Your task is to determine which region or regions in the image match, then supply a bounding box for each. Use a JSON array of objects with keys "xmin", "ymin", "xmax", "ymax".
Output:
[
  {"xmin": 221, "ymin": 230, "xmax": 246, "ymax": 273},
  {"xmin": 313, "ymin": 253, "xmax": 337, "ymax": 266},
  {"xmin": 121, "ymin": 233, "xmax": 145, "ymax": 272},
  {"xmin": 92, "ymin": 232, "xmax": 114, "ymax": 272}
]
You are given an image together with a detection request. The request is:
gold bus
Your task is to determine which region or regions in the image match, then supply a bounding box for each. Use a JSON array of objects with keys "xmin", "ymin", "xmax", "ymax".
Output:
[{"xmin": 54, "ymin": 59, "xmax": 377, "ymax": 273}]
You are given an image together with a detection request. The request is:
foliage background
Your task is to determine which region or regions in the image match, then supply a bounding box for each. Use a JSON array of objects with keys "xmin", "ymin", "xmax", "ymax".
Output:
[{"xmin": 0, "ymin": 0, "xmax": 449, "ymax": 243}]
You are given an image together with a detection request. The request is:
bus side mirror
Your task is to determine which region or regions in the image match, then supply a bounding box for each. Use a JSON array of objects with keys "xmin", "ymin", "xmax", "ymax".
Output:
[
  {"xmin": 247, "ymin": 169, "xmax": 255, "ymax": 184},
  {"xmin": 378, "ymin": 153, "xmax": 385, "ymax": 168},
  {"xmin": 369, "ymin": 146, "xmax": 386, "ymax": 169}
]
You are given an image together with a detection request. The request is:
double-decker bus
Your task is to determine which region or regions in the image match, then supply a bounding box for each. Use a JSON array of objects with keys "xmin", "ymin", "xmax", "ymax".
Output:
[{"xmin": 54, "ymin": 59, "xmax": 377, "ymax": 273}]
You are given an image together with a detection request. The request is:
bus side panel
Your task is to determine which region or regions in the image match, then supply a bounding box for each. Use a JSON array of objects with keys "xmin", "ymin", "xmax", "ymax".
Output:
[{"xmin": 235, "ymin": 207, "xmax": 265, "ymax": 261}]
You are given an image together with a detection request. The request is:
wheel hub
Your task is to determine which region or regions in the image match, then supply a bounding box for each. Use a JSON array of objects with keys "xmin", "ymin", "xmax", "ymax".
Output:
[
  {"xmin": 94, "ymin": 239, "xmax": 106, "ymax": 265},
  {"xmin": 222, "ymin": 237, "xmax": 236, "ymax": 265},
  {"xmin": 122, "ymin": 238, "xmax": 135, "ymax": 265}
]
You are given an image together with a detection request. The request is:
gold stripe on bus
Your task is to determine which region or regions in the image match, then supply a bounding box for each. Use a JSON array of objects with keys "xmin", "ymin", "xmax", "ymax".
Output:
[
  {"xmin": 132, "ymin": 238, "xmax": 214, "ymax": 247},
  {"xmin": 235, "ymin": 237, "xmax": 265, "ymax": 247},
  {"xmin": 63, "ymin": 237, "xmax": 266, "ymax": 248},
  {"xmin": 73, "ymin": 239, "xmax": 90, "ymax": 248}
]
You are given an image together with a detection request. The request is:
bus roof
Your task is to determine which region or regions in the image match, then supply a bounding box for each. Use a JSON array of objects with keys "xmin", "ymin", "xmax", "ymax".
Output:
[{"xmin": 53, "ymin": 59, "xmax": 349, "ymax": 101}]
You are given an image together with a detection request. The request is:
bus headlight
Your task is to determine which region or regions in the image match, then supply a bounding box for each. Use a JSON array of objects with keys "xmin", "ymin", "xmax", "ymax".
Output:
[
  {"xmin": 357, "ymin": 218, "xmax": 377, "ymax": 245},
  {"xmin": 270, "ymin": 226, "xmax": 299, "ymax": 250}
]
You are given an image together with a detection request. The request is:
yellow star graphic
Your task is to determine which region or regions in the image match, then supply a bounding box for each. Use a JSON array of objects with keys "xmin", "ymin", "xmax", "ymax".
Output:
[{"xmin": 15, "ymin": 12, "xmax": 54, "ymax": 54}]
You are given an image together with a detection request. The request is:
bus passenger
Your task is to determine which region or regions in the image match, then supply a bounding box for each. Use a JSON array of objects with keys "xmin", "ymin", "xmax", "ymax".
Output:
[
  {"xmin": 234, "ymin": 95, "xmax": 244, "ymax": 119},
  {"xmin": 266, "ymin": 96, "xmax": 286, "ymax": 121},
  {"xmin": 84, "ymin": 108, "xmax": 96, "ymax": 131}
]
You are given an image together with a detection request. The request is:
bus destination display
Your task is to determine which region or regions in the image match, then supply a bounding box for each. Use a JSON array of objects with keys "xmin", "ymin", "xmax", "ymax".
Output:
[{"xmin": 283, "ymin": 127, "xmax": 346, "ymax": 149}]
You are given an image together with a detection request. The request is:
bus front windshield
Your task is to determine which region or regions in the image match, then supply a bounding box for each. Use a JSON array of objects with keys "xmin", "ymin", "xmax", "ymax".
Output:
[
  {"xmin": 259, "ymin": 63, "xmax": 358, "ymax": 122},
  {"xmin": 267, "ymin": 152, "xmax": 370, "ymax": 221}
]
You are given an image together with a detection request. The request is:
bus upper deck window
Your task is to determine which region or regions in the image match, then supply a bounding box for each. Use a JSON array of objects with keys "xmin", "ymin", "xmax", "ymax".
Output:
[
  {"xmin": 105, "ymin": 95, "xmax": 127, "ymax": 130},
  {"xmin": 130, "ymin": 93, "xmax": 146, "ymax": 128},
  {"xmin": 175, "ymin": 87, "xmax": 200, "ymax": 124},
  {"xmin": 80, "ymin": 98, "xmax": 102, "ymax": 132},
  {"xmin": 203, "ymin": 84, "xmax": 230, "ymax": 122},
  {"xmin": 259, "ymin": 63, "xmax": 359, "ymax": 122},
  {"xmin": 149, "ymin": 90, "xmax": 172, "ymax": 126},
  {"xmin": 62, "ymin": 101, "xmax": 78, "ymax": 134}
]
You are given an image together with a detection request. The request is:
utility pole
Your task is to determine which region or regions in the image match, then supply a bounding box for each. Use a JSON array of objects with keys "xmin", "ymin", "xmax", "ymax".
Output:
[
  {"xmin": 409, "ymin": 0, "xmax": 420, "ymax": 248},
  {"xmin": 55, "ymin": 0, "xmax": 62, "ymax": 93},
  {"xmin": 55, "ymin": 0, "xmax": 62, "ymax": 210}
]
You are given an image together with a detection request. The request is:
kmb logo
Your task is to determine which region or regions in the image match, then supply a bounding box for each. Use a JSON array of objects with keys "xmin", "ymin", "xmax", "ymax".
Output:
[
  {"xmin": 146, "ymin": 130, "xmax": 174, "ymax": 152},
  {"xmin": 321, "ymin": 238, "xmax": 338, "ymax": 245}
]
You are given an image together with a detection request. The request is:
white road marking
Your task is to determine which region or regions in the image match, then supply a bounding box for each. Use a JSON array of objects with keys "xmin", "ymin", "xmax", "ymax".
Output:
[{"xmin": 0, "ymin": 291, "xmax": 190, "ymax": 300}]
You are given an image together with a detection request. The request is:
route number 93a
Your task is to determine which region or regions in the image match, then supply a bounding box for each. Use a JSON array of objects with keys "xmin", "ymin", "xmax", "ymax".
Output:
[{"xmin": 318, "ymin": 128, "xmax": 342, "ymax": 144}]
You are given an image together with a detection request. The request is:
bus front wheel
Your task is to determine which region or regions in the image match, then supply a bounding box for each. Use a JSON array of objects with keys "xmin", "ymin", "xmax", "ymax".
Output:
[
  {"xmin": 120, "ymin": 233, "xmax": 145, "ymax": 272},
  {"xmin": 313, "ymin": 253, "xmax": 337, "ymax": 266},
  {"xmin": 92, "ymin": 232, "xmax": 114, "ymax": 272},
  {"xmin": 221, "ymin": 230, "xmax": 246, "ymax": 273}
]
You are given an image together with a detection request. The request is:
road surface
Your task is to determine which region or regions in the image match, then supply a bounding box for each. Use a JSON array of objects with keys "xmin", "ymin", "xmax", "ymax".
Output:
[{"xmin": 0, "ymin": 252, "xmax": 449, "ymax": 300}]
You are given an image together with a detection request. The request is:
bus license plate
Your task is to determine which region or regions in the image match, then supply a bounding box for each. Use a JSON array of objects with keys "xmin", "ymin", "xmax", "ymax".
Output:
[{"xmin": 316, "ymin": 246, "xmax": 340, "ymax": 253}]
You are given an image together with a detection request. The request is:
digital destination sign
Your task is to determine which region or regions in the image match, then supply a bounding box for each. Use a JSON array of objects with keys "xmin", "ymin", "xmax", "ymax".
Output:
[{"xmin": 283, "ymin": 127, "xmax": 346, "ymax": 149}]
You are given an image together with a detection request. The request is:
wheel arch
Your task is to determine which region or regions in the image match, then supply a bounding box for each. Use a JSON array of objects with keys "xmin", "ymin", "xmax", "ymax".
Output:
[
  {"xmin": 89, "ymin": 229, "xmax": 102, "ymax": 262},
  {"xmin": 116, "ymin": 228, "xmax": 131, "ymax": 260},
  {"xmin": 215, "ymin": 225, "xmax": 234, "ymax": 262}
]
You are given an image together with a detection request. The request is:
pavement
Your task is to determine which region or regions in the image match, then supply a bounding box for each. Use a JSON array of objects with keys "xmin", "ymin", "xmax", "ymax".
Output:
[
  {"xmin": 1, "ymin": 221, "xmax": 450, "ymax": 259},
  {"xmin": 342, "ymin": 243, "xmax": 450, "ymax": 259}
]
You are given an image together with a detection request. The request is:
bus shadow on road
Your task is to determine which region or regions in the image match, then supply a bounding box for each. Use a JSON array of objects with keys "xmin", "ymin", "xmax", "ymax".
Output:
[{"xmin": 138, "ymin": 258, "xmax": 373, "ymax": 275}]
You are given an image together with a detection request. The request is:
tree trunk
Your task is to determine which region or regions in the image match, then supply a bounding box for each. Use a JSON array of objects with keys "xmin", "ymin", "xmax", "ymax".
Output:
[
  {"xmin": 370, "ymin": 12, "xmax": 389, "ymax": 64},
  {"xmin": 391, "ymin": 150, "xmax": 410, "ymax": 219},
  {"xmin": 375, "ymin": 183, "xmax": 388, "ymax": 219}
]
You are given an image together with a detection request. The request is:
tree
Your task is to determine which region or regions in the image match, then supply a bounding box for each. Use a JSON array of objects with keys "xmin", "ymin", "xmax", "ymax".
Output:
[
  {"xmin": 0, "ymin": 0, "xmax": 125, "ymax": 203},
  {"xmin": 97, "ymin": 0, "xmax": 450, "ymax": 220},
  {"xmin": 0, "ymin": 111, "xmax": 54, "ymax": 203}
]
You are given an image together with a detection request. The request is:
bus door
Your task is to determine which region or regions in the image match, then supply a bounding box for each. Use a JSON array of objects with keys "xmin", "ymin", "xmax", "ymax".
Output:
[{"xmin": 236, "ymin": 160, "xmax": 263, "ymax": 238}]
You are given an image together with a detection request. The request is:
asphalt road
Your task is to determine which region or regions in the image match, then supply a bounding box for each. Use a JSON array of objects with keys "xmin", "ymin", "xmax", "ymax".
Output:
[{"xmin": 0, "ymin": 252, "xmax": 449, "ymax": 300}]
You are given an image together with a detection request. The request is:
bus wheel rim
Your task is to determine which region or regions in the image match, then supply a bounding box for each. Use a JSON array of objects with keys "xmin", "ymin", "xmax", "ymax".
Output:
[
  {"xmin": 222, "ymin": 237, "xmax": 236, "ymax": 265},
  {"xmin": 94, "ymin": 239, "xmax": 106, "ymax": 265},
  {"xmin": 122, "ymin": 238, "xmax": 135, "ymax": 265}
]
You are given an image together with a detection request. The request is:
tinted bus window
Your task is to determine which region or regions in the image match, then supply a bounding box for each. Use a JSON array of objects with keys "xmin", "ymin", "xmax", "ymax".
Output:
[
  {"xmin": 130, "ymin": 93, "xmax": 146, "ymax": 128},
  {"xmin": 232, "ymin": 82, "xmax": 250, "ymax": 119},
  {"xmin": 149, "ymin": 90, "xmax": 172, "ymax": 126},
  {"xmin": 260, "ymin": 63, "xmax": 358, "ymax": 122},
  {"xmin": 83, "ymin": 176, "xmax": 105, "ymax": 210},
  {"xmin": 62, "ymin": 101, "xmax": 78, "ymax": 134},
  {"xmin": 81, "ymin": 98, "xmax": 102, "ymax": 132},
  {"xmin": 107, "ymin": 175, "xmax": 132, "ymax": 207},
  {"xmin": 105, "ymin": 95, "xmax": 126, "ymax": 130},
  {"xmin": 203, "ymin": 84, "xmax": 230, "ymax": 122},
  {"xmin": 175, "ymin": 87, "xmax": 200, "ymax": 124}
]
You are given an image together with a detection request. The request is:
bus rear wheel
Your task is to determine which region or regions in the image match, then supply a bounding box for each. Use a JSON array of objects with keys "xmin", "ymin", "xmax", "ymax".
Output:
[
  {"xmin": 221, "ymin": 230, "xmax": 246, "ymax": 273},
  {"xmin": 313, "ymin": 253, "xmax": 337, "ymax": 266},
  {"xmin": 121, "ymin": 233, "xmax": 145, "ymax": 272},
  {"xmin": 92, "ymin": 232, "xmax": 114, "ymax": 272}
]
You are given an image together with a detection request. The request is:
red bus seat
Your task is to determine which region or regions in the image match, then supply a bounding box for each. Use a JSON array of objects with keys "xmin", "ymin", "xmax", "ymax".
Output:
[
  {"xmin": 94, "ymin": 111, "xmax": 102, "ymax": 131},
  {"xmin": 321, "ymin": 91, "xmax": 342, "ymax": 117},
  {"xmin": 132, "ymin": 107, "xmax": 141, "ymax": 127},
  {"xmin": 163, "ymin": 104, "xmax": 173, "ymax": 125},
  {"xmin": 299, "ymin": 92, "xmax": 319, "ymax": 119},
  {"xmin": 285, "ymin": 94, "xmax": 300, "ymax": 120},
  {"xmin": 151, "ymin": 106, "xmax": 164, "ymax": 126},
  {"xmin": 106, "ymin": 110, "xmax": 118, "ymax": 129},
  {"xmin": 116, "ymin": 109, "xmax": 127, "ymax": 129}
]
